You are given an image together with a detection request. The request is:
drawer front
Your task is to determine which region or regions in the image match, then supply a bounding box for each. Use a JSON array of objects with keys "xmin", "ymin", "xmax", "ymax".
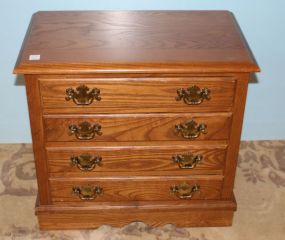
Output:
[
  {"xmin": 49, "ymin": 176, "xmax": 223, "ymax": 203},
  {"xmin": 40, "ymin": 77, "xmax": 236, "ymax": 113},
  {"xmin": 44, "ymin": 113, "xmax": 232, "ymax": 142},
  {"xmin": 46, "ymin": 143, "xmax": 226, "ymax": 175}
]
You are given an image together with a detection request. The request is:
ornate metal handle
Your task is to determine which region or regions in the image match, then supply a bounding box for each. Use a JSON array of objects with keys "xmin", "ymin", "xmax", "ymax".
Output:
[
  {"xmin": 69, "ymin": 121, "xmax": 102, "ymax": 140},
  {"xmin": 65, "ymin": 85, "xmax": 101, "ymax": 105},
  {"xmin": 72, "ymin": 185, "xmax": 103, "ymax": 200},
  {"xmin": 176, "ymin": 85, "xmax": 210, "ymax": 105},
  {"xmin": 170, "ymin": 183, "xmax": 200, "ymax": 199},
  {"xmin": 172, "ymin": 153, "xmax": 203, "ymax": 169},
  {"xmin": 71, "ymin": 154, "xmax": 102, "ymax": 171},
  {"xmin": 175, "ymin": 120, "xmax": 207, "ymax": 139}
]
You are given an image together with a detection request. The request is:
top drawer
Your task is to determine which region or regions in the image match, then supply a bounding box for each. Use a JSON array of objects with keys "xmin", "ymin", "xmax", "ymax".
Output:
[{"xmin": 39, "ymin": 77, "xmax": 236, "ymax": 114}]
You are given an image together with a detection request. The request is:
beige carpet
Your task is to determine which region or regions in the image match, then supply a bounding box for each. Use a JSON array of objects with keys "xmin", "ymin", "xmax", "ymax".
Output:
[{"xmin": 0, "ymin": 141, "xmax": 284, "ymax": 239}]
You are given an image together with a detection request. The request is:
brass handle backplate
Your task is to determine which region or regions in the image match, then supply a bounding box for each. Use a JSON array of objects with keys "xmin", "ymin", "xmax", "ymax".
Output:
[
  {"xmin": 69, "ymin": 121, "xmax": 102, "ymax": 140},
  {"xmin": 172, "ymin": 153, "xmax": 203, "ymax": 169},
  {"xmin": 72, "ymin": 185, "xmax": 103, "ymax": 200},
  {"xmin": 170, "ymin": 183, "xmax": 200, "ymax": 199},
  {"xmin": 71, "ymin": 154, "xmax": 102, "ymax": 171},
  {"xmin": 65, "ymin": 85, "xmax": 101, "ymax": 105},
  {"xmin": 175, "ymin": 120, "xmax": 207, "ymax": 139},
  {"xmin": 176, "ymin": 85, "xmax": 211, "ymax": 105}
]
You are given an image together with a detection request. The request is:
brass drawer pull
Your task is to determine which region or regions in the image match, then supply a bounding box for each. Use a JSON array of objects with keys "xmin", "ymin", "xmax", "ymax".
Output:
[
  {"xmin": 72, "ymin": 185, "xmax": 103, "ymax": 200},
  {"xmin": 172, "ymin": 153, "xmax": 203, "ymax": 169},
  {"xmin": 170, "ymin": 183, "xmax": 200, "ymax": 199},
  {"xmin": 69, "ymin": 121, "xmax": 102, "ymax": 140},
  {"xmin": 175, "ymin": 120, "xmax": 207, "ymax": 139},
  {"xmin": 176, "ymin": 85, "xmax": 210, "ymax": 105},
  {"xmin": 71, "ymin": 154, "xmax": 102, "ymax": 171},
  {"xmin": 65, "ymin": 85, "xmax": 101, "ymax": 105}
]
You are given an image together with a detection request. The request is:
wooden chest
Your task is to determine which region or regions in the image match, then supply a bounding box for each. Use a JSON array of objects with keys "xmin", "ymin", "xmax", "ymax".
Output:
[{"xmin": 14, "ymin": 11, "xmax": 259, "ymax": 229}]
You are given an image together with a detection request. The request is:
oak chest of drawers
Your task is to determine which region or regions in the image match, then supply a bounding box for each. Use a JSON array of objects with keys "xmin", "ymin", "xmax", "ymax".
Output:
[{"xmin": 14, "ymin": 11, "xmax": 259, "ymax": 230}]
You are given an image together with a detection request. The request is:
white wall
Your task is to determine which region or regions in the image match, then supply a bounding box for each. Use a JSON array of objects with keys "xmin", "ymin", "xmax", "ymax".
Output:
[{"xmin": 0, "ymin": 0, "xmax": 284, "ymax": 143}]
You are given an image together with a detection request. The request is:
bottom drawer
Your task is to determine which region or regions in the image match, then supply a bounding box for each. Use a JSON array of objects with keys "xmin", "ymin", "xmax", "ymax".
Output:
[{"xmin": 49, "ymin": 176, "xmax": 223, "ymax": 203}]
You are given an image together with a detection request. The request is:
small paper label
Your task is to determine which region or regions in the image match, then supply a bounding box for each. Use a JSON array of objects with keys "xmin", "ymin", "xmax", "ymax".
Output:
[{"xmin": 29, "ymin": 55, "xmax": 41, "ymax": 61}]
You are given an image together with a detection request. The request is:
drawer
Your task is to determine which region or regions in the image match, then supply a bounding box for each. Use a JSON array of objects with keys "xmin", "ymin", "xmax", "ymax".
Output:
[
  {"xmin": 44, "ymin": 113, "xmax": 232, "ymax": 142},
  {"xmin": 39, "ymin": 77, "xmax": 236, "ymax": 113},
  {"xmin": 49, "ymin": 176, "xmax": 223, "ymax": 203},
  {"xmin": 46, "ymin": 142, "xmax": 227, "ymax": 176}
]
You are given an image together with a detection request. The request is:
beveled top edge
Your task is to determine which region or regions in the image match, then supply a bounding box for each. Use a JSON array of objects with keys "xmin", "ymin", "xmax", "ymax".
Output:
[{"xmin": 13, "ymin": 62, "xmax": 260, "ymax": 75}]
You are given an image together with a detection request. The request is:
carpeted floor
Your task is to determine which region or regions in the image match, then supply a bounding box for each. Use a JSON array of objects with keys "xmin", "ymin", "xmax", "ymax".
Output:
[{"xmin": 0, "ymin": 141, "xmax": 284, "ymax": 240}]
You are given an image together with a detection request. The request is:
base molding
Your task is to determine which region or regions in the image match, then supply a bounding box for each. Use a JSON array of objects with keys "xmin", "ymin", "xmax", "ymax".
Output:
[{"xmin": 36, "ymin": 197, "xmax": 237, "ymax": 230}]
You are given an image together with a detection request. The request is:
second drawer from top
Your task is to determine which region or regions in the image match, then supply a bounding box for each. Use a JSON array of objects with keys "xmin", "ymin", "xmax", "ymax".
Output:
[{"xmin": 43, "ymin": 113, "xmax": 232, "ymax": 142}]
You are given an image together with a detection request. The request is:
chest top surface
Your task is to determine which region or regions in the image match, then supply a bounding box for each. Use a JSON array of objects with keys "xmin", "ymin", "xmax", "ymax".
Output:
[{"xmin": 14, "ymin": 11, "xmax": 259, "ymax": 74}]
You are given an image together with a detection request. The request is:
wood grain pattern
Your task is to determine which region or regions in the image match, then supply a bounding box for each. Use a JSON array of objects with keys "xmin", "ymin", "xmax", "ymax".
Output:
[
  {"xmin": 46, "ymin": 143, "xmax": 226, "ymax": 176},
  {"xmin": 36, "ymin": 196, "xmax": 236, "ymax": 229},
  {"xmin": 37, "ymin": 210, "xmax": 233, "ymax": 230},
  {"xmin": 14, "ymin": 11, "xmax": 260, "ymax": 74},
  {"xmin": 37, "ymin": 197, "xmax": 237, "ymax": 211},
  {"xmin": 222, "ymin": 73, "xmax": 250, "ymax": 198},
  {"xmin": 36, "ymin": 195, "xmax": 236, "ymax": 229},
  {"xmin": 24, "ymin": 75, "xmax": 51, "ymax": 204},
  {"xmin": 49, "ymin": 175, "xmax": 223, "ymax": 203},
  {"xmin": 37, "ymin": 211, "xmax": 234, "ymax": 230},
  {"xmin": 44, "ymin": 113, "xmax": 232, "ymax": 142},
  {"xmin": 37, "ymin": 210, "xmax": 234, "ymax": 229},
  {"xmin": 39, "ymin": 77, "xmax": 235, "ymax": 113}
]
